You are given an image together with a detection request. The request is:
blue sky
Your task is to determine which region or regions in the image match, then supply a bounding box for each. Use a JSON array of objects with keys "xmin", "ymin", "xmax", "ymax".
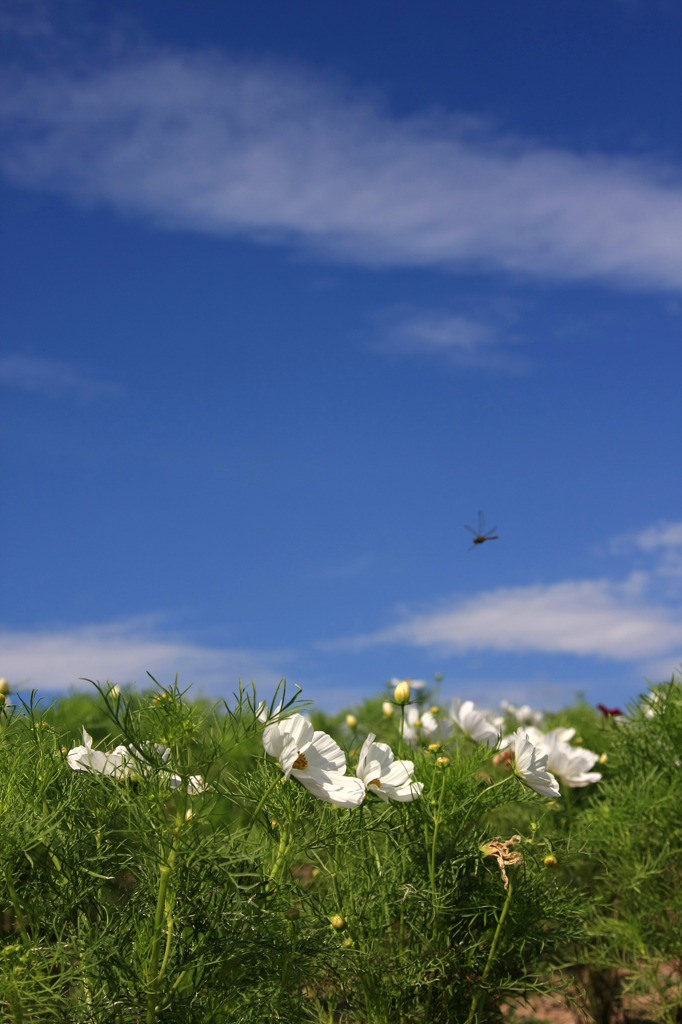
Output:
[{"xmin": 1, "ymin": 0, "xmax": 681, "ymax": 713}]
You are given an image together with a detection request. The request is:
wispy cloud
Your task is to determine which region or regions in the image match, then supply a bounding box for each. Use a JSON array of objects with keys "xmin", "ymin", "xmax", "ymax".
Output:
[
  {"xmin": 371, "ymin": 307, "xmax": 529, "ymax": 371},
  {"xmin": 608, "ymin": 520, "xmax": 682, "ymax": 585},
  {"xmin": 0, "ymin": 616, "xmax": 292, "ymax": 694},
  {"xmin": 0, "ymin": 353, "xmax": 120, "ymax": 399},
  {"xmin": 323, "ymin": 573, "xmax": 682, "ymax": 664},
  {"xmin": 640, "ymin": 654, "xmax": 682, "ymax": 684},
  {"xmin": 3, "ymin": 50, "xmax": 682, "ymax": 290},
  {"xmin": 311, "ymin": 554, "xmax": 375, "ymax": 582},
  {"xmin": 611, "ymin": 520, "xmax": 682, "ymax": 554}
]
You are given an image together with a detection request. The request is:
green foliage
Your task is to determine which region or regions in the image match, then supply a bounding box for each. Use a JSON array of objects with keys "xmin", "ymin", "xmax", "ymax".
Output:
[
  {"xmin": 576, "ymin": 681, "xmax": 682, "ymax": 1024},
  {"xmin": 1, "ymin": 676, "xmax": 681, "ymax": 1022}
]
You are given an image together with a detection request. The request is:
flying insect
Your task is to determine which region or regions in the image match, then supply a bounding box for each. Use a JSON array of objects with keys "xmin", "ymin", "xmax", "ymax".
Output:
[{"xmin": 465, "ymin": 511, "xmax": 499, "ymax": 550}]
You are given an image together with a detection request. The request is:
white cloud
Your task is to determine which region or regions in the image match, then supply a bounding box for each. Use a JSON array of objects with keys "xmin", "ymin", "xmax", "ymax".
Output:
[
  {"xmin": 311, "ymin": 554, "xmax": 375, "ymax": 582},
  {"xmin": 0, "ymin": 617, "xmax": 291, "ymax": 695},
  {"xmin": 3, "ymin": 51, "xmax": 682, "ymax": 289},
  {"xmin": 326, "ymin": 576, "xmax": 682, "ymax": 663},
  {"xmin": 371, "ymin": 307, "xmax": 529, "ymax": 371},
  {"xmin": 608, "ymin": 520, "xmax": 682, "ymax": 586},
  {"xmin": 612, "ymin": 520, "xmax": 682, "ymax": 553},
  {"xmin": 0, "ymin": 353, "xmax": 120, "ymax": 399},
  {"xmin": 640, "ymin": 654, "xmax": 682, "ymax": 684}
]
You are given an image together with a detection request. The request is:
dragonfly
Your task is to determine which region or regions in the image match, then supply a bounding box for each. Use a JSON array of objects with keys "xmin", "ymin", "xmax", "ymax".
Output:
[{"xmin": 465, "ymin": 511, "xmax": 499, "ymax": 550}]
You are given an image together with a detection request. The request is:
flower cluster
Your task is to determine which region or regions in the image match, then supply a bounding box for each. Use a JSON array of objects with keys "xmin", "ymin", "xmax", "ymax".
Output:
[
  {"xmin": 67, "ymin": 727, "xmax": 208, "ymax": 794},
  {"xmin": 262, "ymin": 714, "xmax": 422, "ymax": 807},
  {"xmin": 501, "ymin": 724, "xmax": 601, "ymax": 789}
]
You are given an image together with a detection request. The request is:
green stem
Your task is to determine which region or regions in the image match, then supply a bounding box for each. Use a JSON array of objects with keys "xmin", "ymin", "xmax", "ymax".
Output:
[
  {"xmin": 429, "ymin": 769, "xmax": 448, "ymax": 919},
  {"xmin": 3, "ymin": 864, "xmax": 30, "ymax": 948},
  {"xmin": 145, "ymin": 795, "xmax": 187, "ymax": 1024},
  {"xmin": 367, "ymin": 827, "xmax": 392, "ymax": 937},
  {"xmin": 465, "ymin": 876, "xmax": 514, "ymax": 1024},
  {"xmin": 398, "ymin": 806, "xmax": 408, "ymax": 946},
  {"xmin": 7, "ymin": 979, "xmax": 24, "ymax": 1024},
  {"xmin": 269, "ymin": 823, "xmax": 292, "ymax": 882},
  {"xmin": 146, "ymin": 864, "xmax": 172, "ymax": 1024}
]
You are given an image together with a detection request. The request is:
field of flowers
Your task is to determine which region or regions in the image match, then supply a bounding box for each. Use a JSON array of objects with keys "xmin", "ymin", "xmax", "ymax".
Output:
[{"xmin": 1, "ymin": 674, "xmax": 681, "ymax": 1024}]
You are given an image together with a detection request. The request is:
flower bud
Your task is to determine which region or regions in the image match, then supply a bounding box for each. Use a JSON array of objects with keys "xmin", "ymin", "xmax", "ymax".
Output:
[
  {"xmin": 0, "ymin": 678, "xmax": 10, "ymax": 696},
  {"xmin": 393, "ymin": 680, "xmax": 411, "ymax": 705},
  {"xmin": 543, "ymin": 854, "xmax": 558, "ymax": 868},
  {"xmin": 330, "ymin": 914, "xmax": 346, "ymax": 931},
  {"xmin": 436, "ymin": 756, "xmax": 450, "ymax": 767},
  {"xmin": 108, "ymin": 684, "xmax": 121, "ymax": 697},
  {"xmin": 430, "ymin": 705, "xmax": 440, "ymax": 715},
  {"xmin": 599, "ymin": 752, "xmax": 608, "ymax": 764},
  {"xmin": 382, "ymin": 701, "xmax": 394, "ymax": 716},
  {"xmin": 427, "ymin": 743, "xmax": 440, "ymax": 753},
  {"xmin": 345, "ymin": 714, "xmax": 357, "ymax": 729}
]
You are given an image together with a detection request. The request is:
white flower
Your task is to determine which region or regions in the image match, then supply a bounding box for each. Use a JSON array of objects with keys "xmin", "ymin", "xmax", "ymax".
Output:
[
  {"xmin": 356, "ymin": 734, "xmax": 423, "ymax": 802},
  {"xmin": 501, "ymin": 728, "xmax": 582, "ymax": 795},
  {"xmin": 403, "ymin": 707, "xmax": 452, "ymax": 746},
  {"xmin": 643, "ymin": 691, "xmax": 662, "ymax": 719},
  {"xmin": 513, "ymin": 728, "xmax": 561, "ymax": 798},
  {"xmin": 450, "ymin": 699, "xmax": 500, "ymax": 747},
  {"xmin": 124, "ymin": 745, "xmax": 206, "ymax": 790},
  {"xmin": 168, "ymin": 772, "xmax": 210, "ymax": 795},
  {"xmin": 67, "ymin": 730, "xmax": 208, "ymax": 793},
  {"xmin": 542, "ymin": 735, "xmax": 602, "ymax": 788},
  {"xmin": 67, "ymin": 728, "xmax": 130, "ymax": 778},
  {"xmin": 262, "ymin": 713, "xmax": 365, "ymax": 808},
  {"xmin": 500, "ymin": 724, "xmax": 574, "ymax": 751},
  {"xmin": 256, "ymin": 699, "xmax": 282, "ymax": 724},
  {"xmin": 501, "ymin": 700, "xmax": 544, "ymax": 726}
]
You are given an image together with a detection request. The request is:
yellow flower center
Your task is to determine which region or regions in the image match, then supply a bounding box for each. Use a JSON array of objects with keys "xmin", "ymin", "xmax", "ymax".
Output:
[
  {"xmin": 292, "ymin": 752, "xmax": 308, "ymax": 770},
  {"xmin": 369, "ymin": 778, "xmax": 381, "ymax": 787}
]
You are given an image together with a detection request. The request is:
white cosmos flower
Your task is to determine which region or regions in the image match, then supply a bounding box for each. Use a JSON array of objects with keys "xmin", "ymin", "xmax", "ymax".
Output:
[
  {"xmin": 126, "ymin": 741, "xmax": 208, "ymax": 794},
  {"xmin": 167, "ymin": 772, "xmax": 210, "ymax": 795},
  {"xmin": 262, "ymin": 713, "xmax": 365, "ymax": 808},
  {"xmin": 67, "ymin": 728, "xmax": 130, "ymax": 777},
  {"xmin": 501, "ymin": 701, "xmax": 544, "ymax": 726},
  {"xmin": 501, "ymin": 724, "xmax": 574, "ymax": 751},
  {"xmin": 450, "ymin": 699, "xmax": 500, "ymax": 747},
  {"xmin": 356, "ymin": 734, "xmax": 423, "ymax": 802},
  {"xmin": 403, "ymin": 707, "xmax": 452, "ymax": 746},
  {"xmin": 541, "ymin": 736, "xmax": 602, "ymax": 788},
  {"xmin": 67, "ymin": 730, "xmax": 208, "ymax": 793},
  {"xmin": 256, "ymin": 699, "xmax": 283, "ymax": 724},
  {"xmin": 513, "ymin": 728, "xmax": 561, "ymax": 798}
]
